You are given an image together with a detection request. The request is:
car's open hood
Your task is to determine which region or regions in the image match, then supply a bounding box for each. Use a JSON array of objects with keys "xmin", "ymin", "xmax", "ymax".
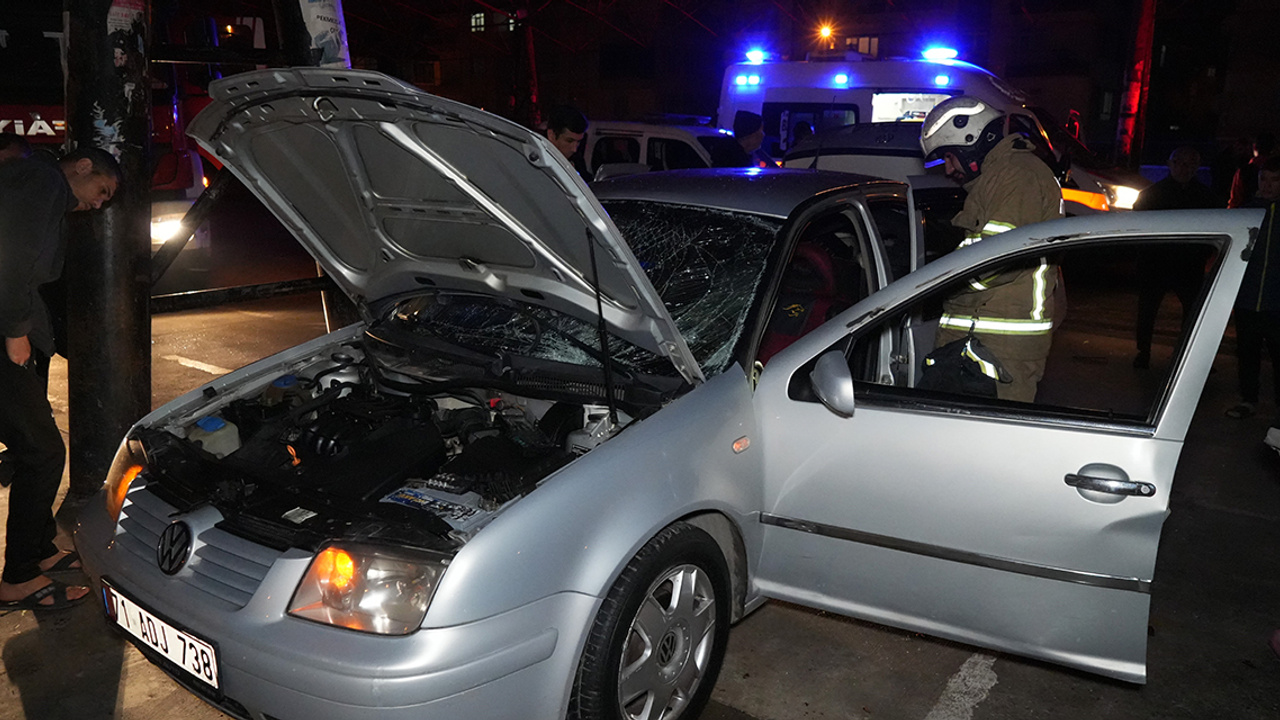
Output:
[{"xmin": 188, "ymin": 68, "xmax": 702, "ymax": 384}]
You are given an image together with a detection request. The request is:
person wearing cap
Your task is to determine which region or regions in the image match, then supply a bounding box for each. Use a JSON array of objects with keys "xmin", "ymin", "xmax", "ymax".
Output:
[
  {"xmin": 919, "ymin": 96, "xmax": 1064, "ymax": 402},
  {"xmin": 712, "ymin": 110, "xmax": 766, "ymax": 168}
]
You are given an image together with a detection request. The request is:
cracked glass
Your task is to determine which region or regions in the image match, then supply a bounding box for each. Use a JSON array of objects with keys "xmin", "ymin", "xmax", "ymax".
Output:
[
  {"xmin": 605, "ymin": 200, "xmax": 780, "ymax": 375},
  {"xmin": 379, "ymin": 200, "xmax": 780, "ymax": 378}
]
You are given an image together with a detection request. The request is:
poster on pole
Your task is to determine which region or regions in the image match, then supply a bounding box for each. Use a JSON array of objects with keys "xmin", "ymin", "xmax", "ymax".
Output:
[{"xmin": 299, "ymin": 0, "xmax": 351, "ymax": 68}]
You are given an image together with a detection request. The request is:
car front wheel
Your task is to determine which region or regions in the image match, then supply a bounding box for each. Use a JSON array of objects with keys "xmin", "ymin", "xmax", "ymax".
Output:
[{"xmin": 570, "ymin": 522, "xmax": 731, "ymax": 720}]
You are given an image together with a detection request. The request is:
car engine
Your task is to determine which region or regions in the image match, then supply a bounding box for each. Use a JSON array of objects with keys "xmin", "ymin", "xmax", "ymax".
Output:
[{"xmin": 131, "ymin": 341, "xmax": 632, "ymax": 553}]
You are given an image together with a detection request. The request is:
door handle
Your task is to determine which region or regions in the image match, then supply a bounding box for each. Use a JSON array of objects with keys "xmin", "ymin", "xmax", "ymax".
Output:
[{"xmin": 1064, "ymin": 472, "xmax": 1156, "ymax": 497}]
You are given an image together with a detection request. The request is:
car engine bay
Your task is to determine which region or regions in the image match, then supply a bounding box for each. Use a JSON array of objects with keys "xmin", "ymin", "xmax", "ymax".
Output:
[{"xmin": 129, "ymin": 338, "xmax": 639, "ymax": 553}]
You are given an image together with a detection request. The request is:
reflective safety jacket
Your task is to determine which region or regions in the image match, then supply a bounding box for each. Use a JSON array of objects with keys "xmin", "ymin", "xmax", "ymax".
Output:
[{"xmin": 939, "ymin": 134, "xmax": 1064, "ymax": 356}]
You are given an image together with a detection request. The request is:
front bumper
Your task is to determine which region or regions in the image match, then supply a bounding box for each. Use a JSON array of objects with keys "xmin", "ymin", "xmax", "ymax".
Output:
[{"xmin": 74, "ymin": 489, "xmax": 596, "ymax": 720}]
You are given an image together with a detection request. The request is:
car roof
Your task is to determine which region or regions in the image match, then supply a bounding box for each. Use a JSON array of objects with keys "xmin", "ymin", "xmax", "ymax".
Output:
[
  {"xmin": 785, "ymin": 122, "xmax": 925, "ymax": 161},
  {"xmin": 588, "ymin": 121, "xmax": 725, "ymax": 138},
  {"xmin": 591, "ymin": 168, "xmax": 899, "ymax": 218}
]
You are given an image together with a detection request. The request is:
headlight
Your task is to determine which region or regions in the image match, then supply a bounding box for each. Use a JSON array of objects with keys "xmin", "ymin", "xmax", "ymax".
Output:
[
  {"xmin": 105, "ymin": 436, "xmax": 146, "ymax": 524},
  {"xmin": 150, "ymin": 215, "xmax": 187, "ymax": 244},
  {"xmin": 288, "ymin": 543, "xmax": 450, "ymax": 635},
  {"xmin": 1105, "ymin": 184, "xmax": 1142, "ymax": 210}
]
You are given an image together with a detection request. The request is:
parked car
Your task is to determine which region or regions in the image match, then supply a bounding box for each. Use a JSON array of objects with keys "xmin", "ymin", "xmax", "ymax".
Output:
[
  {"xmin": 75, "ymin": 68, "xmax": 1259, "ymax": 720},
  {"xmin": 583, "ymin": 120, "xmax": 732, "ymax": 179},
  {"xmin": 782, "ymin": 118, "xmax": 1150, "ymax": 215}
]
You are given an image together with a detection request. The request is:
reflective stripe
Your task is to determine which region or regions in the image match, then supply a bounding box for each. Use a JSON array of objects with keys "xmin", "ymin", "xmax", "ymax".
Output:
[
  {"xmin": 957, "ymin": 220, "xmax": 1016, "ymax": 249},
  {"xmin": 939, "ymin": 315, "xmax": 1054, "ymax": 335},
  {"xmin": 962, "ymin": 339, "xmax": 1001, "ymax": 380},
  {"xmin": 981, "ymin": 220, "xmax": 1016, "ymax": 236},
  {"xmin": 1031, "ymin": 259, "xmax": 1050, "ymax": 320}
]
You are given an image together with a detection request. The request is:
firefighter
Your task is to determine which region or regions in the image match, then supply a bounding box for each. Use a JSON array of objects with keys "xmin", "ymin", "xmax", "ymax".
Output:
[{"xmin": 920, "ymin": 96, "xmax": 1064, "ymax": 402}]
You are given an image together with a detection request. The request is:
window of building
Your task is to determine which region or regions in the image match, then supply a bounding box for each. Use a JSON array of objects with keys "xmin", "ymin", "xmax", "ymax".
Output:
[
  {"xmin": 470, "ymin": 13, "xmax": 485, "ymax": 32},
  {"xmin": 845, "ymin": 36, "xmax": 879, "ymax": 57}
]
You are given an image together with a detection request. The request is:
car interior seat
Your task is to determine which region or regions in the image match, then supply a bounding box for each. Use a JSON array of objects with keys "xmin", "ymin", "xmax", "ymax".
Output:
[{"xmin": 758, "ymin": 242, "xmax": 839, "ymax": 364}]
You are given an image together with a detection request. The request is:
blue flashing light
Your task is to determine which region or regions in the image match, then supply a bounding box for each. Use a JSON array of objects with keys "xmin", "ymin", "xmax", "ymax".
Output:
[
  {"xmin": 747, "ymin": 74, "xmax": 761, "ymax": 86},
  {"xmin": 834, "ymin": 73, "xmax": 849, "ymax": 85},
  {"xmin": 746, "ymin": 49, "xmax": 766, "ymax": 65},
  {"xmin": 735, "ymin": 75, "xmax": 748, "ymax": 86},
  {"xmin": 934, "ymin": 74, "xmax": 951, "ymax": 87},
  {"xmin": 923, "ymin": 46, "xmax": 959, "ymax": 62}
]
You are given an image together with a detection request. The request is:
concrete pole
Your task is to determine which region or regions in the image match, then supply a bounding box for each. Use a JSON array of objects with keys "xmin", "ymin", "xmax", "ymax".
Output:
[{"xmin": 63, "ymin": 0, "xmax": 152, "ymax": 502}]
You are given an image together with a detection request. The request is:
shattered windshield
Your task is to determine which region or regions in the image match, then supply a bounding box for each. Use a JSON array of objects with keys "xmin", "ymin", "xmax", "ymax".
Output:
[
  {"xmin": 603, "ymin": 200, "xmax": 780, "ymax": 374},
  {"xmin": 378, "ymin": 294, "xmax": 671, "ymax": 375},
  {"xmin": 376, "ymin": 200, "xmax": 779, "ymax": 379}
]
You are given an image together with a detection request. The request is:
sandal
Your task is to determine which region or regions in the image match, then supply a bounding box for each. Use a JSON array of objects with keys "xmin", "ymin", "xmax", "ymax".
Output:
[
  {"xmin": 42, "ymin": 551, "xmax": 82, "ymax": 574},
  {"xmin": 1226, "ymin": 402, "xmax": 1257, "ymax": 419},
  {"xmin": 0, "ymin": 579, "xmax": 89, "ymax": 612}
]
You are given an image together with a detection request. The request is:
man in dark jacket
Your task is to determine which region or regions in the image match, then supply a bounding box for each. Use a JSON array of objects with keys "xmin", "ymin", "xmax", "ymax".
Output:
[
  {"xmin": 1131, "ymin": 146, "xmax": 1221, "ymax": 369},
  {"xmin": 0, "ymin": 146, "xmax": 119, "ymax": 611},
  {"xmin": 711, "ymin": 111, "xmax": 766, "ymax": 168},
  {"xmin": 1226, "ymin": 156, "xmax": 1280, "ymax": 452}
]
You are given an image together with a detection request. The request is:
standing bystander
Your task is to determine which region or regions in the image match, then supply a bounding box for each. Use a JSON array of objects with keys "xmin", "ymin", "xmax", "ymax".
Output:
[
  {"xmin": 0, "ymin": 146, "xmax": 120, "ymax": 611},
  {"xmin": 1131, "ymin": 146, "xmax": 1221, "ymax": 369},
  {"xmin": 1228, "ymin": 133, "xmax": 1276, "ymax": 209},
  {"xmin": 711, "ymin": 110, "xmax": 766, "ymax": 168},
  {"xmin": 544, "ymin": 105, "xmax": 589, "ymax": 179},
  {"xmin": 1226, "ymin": 157, "xmax": 1280, "ymax": 449}
]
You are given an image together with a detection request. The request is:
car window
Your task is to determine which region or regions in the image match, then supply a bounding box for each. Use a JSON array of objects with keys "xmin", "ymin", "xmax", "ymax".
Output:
[
  {"xmin": 866, "ymin": 197, "xmax": 912, "ymax": 281},
  {"xmin": 760, "ymin": 209, "xmax": 874, "ymax": 364},
  {"xmin": 833, "ymin": 238, "xmax": 1224, "ymax": 426},
  {"xmin": 603, "ymin": 199, "xmax": 781, "ymax": 375},
  {"xmin": 591, "ymin": 136, "xmax": 641, "ymax": 173},
  {"xmin": 647, "ymin": 137, "xmax": 708, "ymax": 171},
  {"xmin": 912, "ymin": 187, "xmax": 968, "ymax": 267}
]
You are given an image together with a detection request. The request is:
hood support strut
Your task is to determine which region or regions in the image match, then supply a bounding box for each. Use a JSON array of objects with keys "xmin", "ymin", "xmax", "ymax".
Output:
[{"xmin": 586, "ymin": 229, "xmax": 620, "ymax": 427}]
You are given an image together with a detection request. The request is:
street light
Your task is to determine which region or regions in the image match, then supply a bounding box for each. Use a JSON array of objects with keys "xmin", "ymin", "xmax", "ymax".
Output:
[{"xmin": 815, "ymin": 22, "xmax": 837, "ymax": 50}]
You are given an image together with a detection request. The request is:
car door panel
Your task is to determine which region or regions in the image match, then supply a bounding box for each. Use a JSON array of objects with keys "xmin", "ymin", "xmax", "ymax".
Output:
[{"xmin": 749, "ymin": 215, "xmax": 1255, "ymax": 683}]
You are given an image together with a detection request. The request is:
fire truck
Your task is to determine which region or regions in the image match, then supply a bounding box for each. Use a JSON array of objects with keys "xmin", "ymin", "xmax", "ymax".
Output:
[{"xmin": 0, "ymin": 8, "xmax": 270, "ymax": 248}]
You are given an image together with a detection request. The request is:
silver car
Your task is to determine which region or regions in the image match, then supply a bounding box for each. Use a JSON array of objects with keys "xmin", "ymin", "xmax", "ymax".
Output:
[{"xmin": 74, "ymin": 67, "xmax": 1259, "ymax": 720}]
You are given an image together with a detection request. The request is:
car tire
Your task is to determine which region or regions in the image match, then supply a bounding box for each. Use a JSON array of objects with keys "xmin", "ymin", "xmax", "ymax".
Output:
[{"xmin": 569, "ymin": 522, "xmax": 731, "ymax": 720}]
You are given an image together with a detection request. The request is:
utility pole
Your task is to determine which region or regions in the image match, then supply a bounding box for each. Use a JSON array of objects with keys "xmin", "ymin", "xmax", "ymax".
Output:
[{"xmin": 62, "ymin": 0, "xmax": 152, "ymax": 506}]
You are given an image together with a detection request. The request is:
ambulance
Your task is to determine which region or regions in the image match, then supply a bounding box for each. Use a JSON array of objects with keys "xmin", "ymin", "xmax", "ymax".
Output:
[{"xmin": 720, "ymin": 51, "xmax": 1147, "ymax": 214}]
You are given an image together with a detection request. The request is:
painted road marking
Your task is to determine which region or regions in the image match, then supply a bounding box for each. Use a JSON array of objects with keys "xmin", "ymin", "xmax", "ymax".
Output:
[
  {"xmin": 923, "ymin": 653, "xmax": 998, "ymax": 720},
  {"xmin": 162, "ymin": 355, "xmax": 232, "ymax": 376}
]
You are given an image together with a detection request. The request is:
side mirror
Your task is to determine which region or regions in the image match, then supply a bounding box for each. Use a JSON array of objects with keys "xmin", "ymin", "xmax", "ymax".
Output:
[{"xmin": 810, "ymin": 351, "xmax": 856, "ymax": 417}]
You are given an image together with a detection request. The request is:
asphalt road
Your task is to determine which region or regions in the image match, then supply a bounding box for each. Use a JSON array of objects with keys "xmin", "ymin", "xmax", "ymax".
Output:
[{"xmin": 1, "ymin": 222, "xmax": 1278, "ymax": 718}]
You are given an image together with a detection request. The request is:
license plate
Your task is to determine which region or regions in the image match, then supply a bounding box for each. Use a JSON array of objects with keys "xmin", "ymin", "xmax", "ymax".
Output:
[{"xmin": 103, "ymin": 582, "xmax": 220, "ymax": 690}]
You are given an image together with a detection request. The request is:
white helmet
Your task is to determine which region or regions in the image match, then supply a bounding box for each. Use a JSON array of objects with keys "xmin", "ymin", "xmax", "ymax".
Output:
[{"xmin": 920, "ymin": 96, "xmax": 1006, "ymax": 180}]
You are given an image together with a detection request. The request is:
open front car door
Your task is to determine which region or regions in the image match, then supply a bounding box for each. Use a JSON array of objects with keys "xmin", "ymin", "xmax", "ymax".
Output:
[{"xmin": 752, "ymin": 209, "xmax": 1259, "ymax": 683}]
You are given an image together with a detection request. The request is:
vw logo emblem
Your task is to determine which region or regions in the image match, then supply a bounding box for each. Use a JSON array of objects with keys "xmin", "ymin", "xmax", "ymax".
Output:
[{"xmin": 156, "ymin": 522, "xmax": 193, "ymax": 575}]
